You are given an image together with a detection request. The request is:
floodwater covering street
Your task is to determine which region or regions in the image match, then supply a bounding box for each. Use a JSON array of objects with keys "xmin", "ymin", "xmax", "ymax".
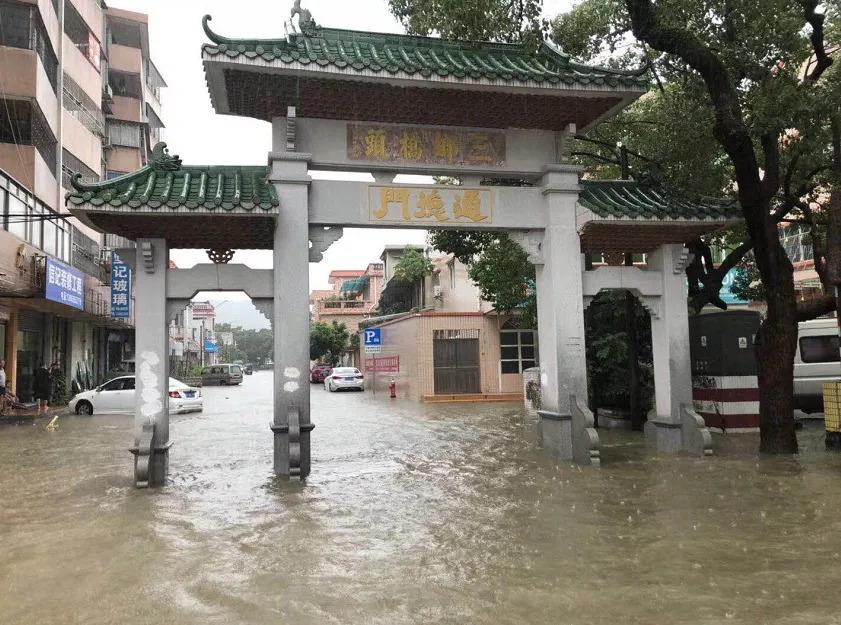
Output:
[{"xmin": 2, "ymin": 370, "xmax": 841, "ymax": 625}]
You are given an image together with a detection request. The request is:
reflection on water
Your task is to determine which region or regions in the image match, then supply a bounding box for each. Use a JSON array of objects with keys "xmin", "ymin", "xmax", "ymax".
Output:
[{"xmin": 1, "ymin": 371, "xmax": 840, "ymax": 625}]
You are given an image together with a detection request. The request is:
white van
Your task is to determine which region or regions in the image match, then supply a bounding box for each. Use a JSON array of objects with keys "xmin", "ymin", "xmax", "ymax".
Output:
[{"xmin": 794, "ymin": 319, "xmax": 840, "ymax": 413}]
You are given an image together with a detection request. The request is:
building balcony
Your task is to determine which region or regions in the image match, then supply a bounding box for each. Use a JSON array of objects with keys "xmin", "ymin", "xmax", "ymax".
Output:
[
  {"xmin": 109, "ymin": 95, "xmax": 144, "ymax": 123},
  {"xmin": 318, "ymin": 299, "xmax": 372, "ymax": 313},
  {"xmin": 0, "ymin": 47, "xmax": 60, "ymax": 132},
  {"xmin": 109, "ymin": 43, "xmax": 143, "ymax": 75},
  {"xmin": 63, "ymin": 32, "xmax": 102, "ymax": 104},
  {"xmin": 0, "ymin": 144, "xmax": 58, "ymax": 211}
]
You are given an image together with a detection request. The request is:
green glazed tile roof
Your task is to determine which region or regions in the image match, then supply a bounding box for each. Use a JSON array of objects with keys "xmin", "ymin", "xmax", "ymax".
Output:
[
  {"xmin": 201, "ymin": 15, "xmax": 647, "ymax": 90},
  {"xmin": 66, "ymin": 143, "xmax": 278, "ymax": 212},
  {"xmin": 579, "ymin": 180, "xmax": 740, "ymax": 221}
]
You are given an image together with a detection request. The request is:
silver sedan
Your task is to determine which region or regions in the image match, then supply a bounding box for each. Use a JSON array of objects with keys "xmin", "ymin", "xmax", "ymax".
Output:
[{"xmin": 324, "ymin": 367, "xmax": 365, "ymax": 392}]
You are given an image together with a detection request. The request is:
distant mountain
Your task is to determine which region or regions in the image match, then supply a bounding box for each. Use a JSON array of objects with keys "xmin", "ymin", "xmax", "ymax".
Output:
[{"xmin": 210, "ymin": 299, "xmax": 271, "ymax": 330}]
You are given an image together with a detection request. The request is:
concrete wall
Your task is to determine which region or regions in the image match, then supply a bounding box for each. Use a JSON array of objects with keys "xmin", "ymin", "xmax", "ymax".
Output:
[
  {"xmin": 0, "ymin": 145, "xmax": 58, "ymax": 209},
  {"xmin": 110, "ymin": 96, "xmax": 143, "ymax": 123},
  {"xmin": 109, "ymin": 43, "xmax": 142, "ymax": 74},
  {"xmin": 317, "ymin": 312, "xmax": 370, "ymax": 335},
  {"xmin": 362, "ymin": 314, "xmax": 420, "ymax": 399},
  {"xmin": 63, "ymin": 33, "xmax": 101, "ymax": 103},
  {"xmin": 433, "ymin": 257, "xmax": 483, "ymax": 313},
  {"xmin": 62, "ymin": 110, "xmax": 102, "ymax": 173},
  {"xmin": 0, "ymin": 48, "xmax": 60, "ymax": 133},
  {"xmin": 361, "ymin": 312, "xmax": 510, "ymax": 400},
  {"xmin": 106, "ymin": 146, "xmax": 143, "ymax": 173},
  {"xmin": 69, "ymin": 0, "xmax": 104, "ymax": 36}
]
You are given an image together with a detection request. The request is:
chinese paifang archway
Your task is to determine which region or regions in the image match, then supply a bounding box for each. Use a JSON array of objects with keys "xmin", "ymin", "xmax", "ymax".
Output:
[{"xmin": 67, "ymin": 6, "xmax": 739, "ymax": 487}]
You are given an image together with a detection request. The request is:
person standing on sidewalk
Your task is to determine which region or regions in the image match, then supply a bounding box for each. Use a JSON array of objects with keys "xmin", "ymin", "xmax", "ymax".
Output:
[
  {"xmin": 0, "ymin": 359, "xmax": 7, "ymax": 398},
  {"xmin": 33, "ymin": 363, "xmax": 51, "ymax": 415}
]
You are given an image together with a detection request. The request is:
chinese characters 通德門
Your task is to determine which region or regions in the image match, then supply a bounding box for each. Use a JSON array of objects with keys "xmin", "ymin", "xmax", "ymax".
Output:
[{"xmin": 371, "ymin": 186, "xmax": 491, "ymax": 223}]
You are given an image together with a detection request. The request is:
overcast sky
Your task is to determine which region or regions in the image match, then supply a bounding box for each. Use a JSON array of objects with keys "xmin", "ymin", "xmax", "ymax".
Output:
[{"xmin": 110, "ymin": 0, "xmax": 573, "ymax": 323}]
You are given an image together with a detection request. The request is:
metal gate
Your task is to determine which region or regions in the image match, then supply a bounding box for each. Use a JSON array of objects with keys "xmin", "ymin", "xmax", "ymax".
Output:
[{"xmin": 433, "ymin": 329, "xmax": 481, "ymax": 394}]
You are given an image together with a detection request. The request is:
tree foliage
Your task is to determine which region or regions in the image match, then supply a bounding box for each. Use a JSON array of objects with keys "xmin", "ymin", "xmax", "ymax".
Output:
[
  {"xmin": 555, "ymin": 0, "xmax": 840, "ymax": 452},
  {"xmin": 215, "ymin": 323, "xmax": 274, "ymax": 365},
  {"xmin": 391, "ymin": 0, "xmax": 841, "ymax": 451},
  {"xmin": 310, "ymin": 321, "xmax": 350, "ymax": 366},
  {"xmin": 392, "ymin": 248, "xmax": 433, "ymax": 285},
  {"xmin": 428, "ymin": 230, "xmax": 537, "ymax": 326},
  {"xmin": 388, "ymin": 0, "xmax": 547, "ymax": 45},
  {"xmin": 585, "ymin": 290, "xmax": 654, "ymax": 423}
]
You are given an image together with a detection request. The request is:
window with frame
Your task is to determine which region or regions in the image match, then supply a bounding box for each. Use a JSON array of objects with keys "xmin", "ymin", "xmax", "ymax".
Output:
[
  {"xmin": 799, "ymin": 336, "xmax": 840, "ymax": 363},
  {"xmin": 500, "ymin": 323, "xmax": 537, "ymax": 374},
  {"xmin": 7, "ymin": 194, "xmax": 27, "ymax": 240}
]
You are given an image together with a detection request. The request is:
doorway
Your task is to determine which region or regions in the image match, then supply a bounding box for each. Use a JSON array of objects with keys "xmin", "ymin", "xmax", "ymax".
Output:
[{"xmin": 433, "ymin": 329, "xmax": 481, "ymax": 394}]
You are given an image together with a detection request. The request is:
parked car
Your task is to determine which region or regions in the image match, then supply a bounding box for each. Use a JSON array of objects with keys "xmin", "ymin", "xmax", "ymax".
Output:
[
  {"xmin": 243, "ymin": 364, "xmax": 254, "ymax": 375},
  {"xmin": 201, "ymin": 364, "xmax": 244, "ymax": 386},
  {"xmin": 311, "ymin": 364, "xmax": 333, "ymax": 383},
  {"xmin": 69, "ymin": 376, "xmax": 202, "ymax": 415},
  {"xmin": 105, "ymin": 359, "xmax": 135, "ymax": 382},
  {"xmin": 324, "ymin": 367, "xmax": 365, "ymax": 392},
  {"xmin": 794, "ymin": 319, "xmax": 841, "ymax": 413}
]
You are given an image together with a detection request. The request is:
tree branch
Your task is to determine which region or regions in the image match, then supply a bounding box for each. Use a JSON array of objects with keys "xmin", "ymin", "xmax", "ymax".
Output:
[
  {"xmin": 801, "ymin": 0, "xmax": 833, "ymax": 83},
  {"xmin": 624, "ymin": 0, "xmax": 764, "ymax": 220},
  {"xmin": 797, "ymin": 294, "xmax": 836, "ymax": 321},
  {"xmin": 761, "ymin": 131, "xmax": 783, "ymax": 202},
  {"xmin": 686, "ymin": 238, "xmax": 754, "ymax": 311}
]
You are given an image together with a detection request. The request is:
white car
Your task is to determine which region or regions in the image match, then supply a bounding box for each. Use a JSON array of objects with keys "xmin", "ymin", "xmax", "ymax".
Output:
[
  {"xmin": 324, "ymin": 367, "xmax": 365, "ymax": 392},
  {"xmin": 69, "ymin": 376, "xmax": 203, "ymax": 415}
]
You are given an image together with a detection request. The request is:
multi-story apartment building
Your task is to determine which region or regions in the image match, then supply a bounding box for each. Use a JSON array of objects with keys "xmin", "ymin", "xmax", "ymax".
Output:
[
  {"xmin": 103, "ymin": 6, "xmax": 165, "ymax": 177},
  {"xmin": 169, "ymin": 299, "xmax": 219, "ymax": 374},
  {"xmin": 0, "ymin": 0, "xmax": 164, "ymax": 401}
]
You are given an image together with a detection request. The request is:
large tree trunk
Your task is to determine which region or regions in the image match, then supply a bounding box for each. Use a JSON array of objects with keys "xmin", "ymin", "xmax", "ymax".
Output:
[{"xmin": 756, "ymin": 280, "xmax": 799, "ymax": 453}]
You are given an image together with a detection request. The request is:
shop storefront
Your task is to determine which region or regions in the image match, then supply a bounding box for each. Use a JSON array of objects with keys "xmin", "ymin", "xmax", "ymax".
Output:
[{"xmin": 15, "ymin": 310, "xmax": 44, "ymax": 402}]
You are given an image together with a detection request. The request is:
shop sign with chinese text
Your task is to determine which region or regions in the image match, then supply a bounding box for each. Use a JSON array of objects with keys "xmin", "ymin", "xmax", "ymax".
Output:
[
  {"xmin": 367, "ymin": 185, "xmax": 493, "ymax": 225},
  {"xmin": 348, "ymin": 124, "xmax": 505, "ymax": 167},
  {"xmin": 110, "ymin": 251, "xmax": 132, "ymax": 319},
  {"xmin": 45, "ymin": 258, "xmax": 84, "ymax": 311},
  {"xmin": 365, "ymin": 356, "xmax": 400, "ymax": 373}
]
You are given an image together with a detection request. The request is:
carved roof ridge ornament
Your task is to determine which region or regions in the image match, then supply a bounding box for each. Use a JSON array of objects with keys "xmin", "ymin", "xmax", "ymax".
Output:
[
  {"xmin": 69, "ymin": 165, "xmax": 153, "ymax": 192},
  {"xmin": 289, "ymin": 0, "xmax": 319, "ymax": 37},
  {"xmin": 150, "ymin": 142, "xmax": 182, "ymax": 172}
]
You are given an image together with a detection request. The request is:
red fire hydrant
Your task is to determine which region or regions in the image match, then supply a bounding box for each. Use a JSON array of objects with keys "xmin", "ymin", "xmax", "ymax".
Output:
[{"xmin": 389, "ymin": 378, "xmax": 397, "ymax": 399}]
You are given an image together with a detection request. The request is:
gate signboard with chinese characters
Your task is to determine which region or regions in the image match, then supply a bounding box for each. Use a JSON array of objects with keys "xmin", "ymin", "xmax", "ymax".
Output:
[
  {"xmin": 348, "ymin": 124, "xmax": 505, "ymax": 167},
  {"xmin": 368, "ymin": 185, "xmax": 493, "ymax": 225},
  {"xmin": 110, "ymin": 251, "xmax": 131, "ymax": 319}
]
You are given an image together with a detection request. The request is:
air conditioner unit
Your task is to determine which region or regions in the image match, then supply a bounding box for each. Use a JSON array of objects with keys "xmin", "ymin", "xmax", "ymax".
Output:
[{"xmin": 432, "ymin": 285, "xmax": 443, "ymax": 298}]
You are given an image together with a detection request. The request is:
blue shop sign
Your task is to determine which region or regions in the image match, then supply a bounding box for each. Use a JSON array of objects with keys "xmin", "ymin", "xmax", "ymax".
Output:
[
  {"xmin": 45, "ymin": 257, "xmax": 84, "ymax": 310},
  {"xmin": 110, "ymin": 251, "xmax": 132, "ymax": 319},
  {"xmin": 204, "ymin": 339, "xmax": 218, "ymax": 353}
]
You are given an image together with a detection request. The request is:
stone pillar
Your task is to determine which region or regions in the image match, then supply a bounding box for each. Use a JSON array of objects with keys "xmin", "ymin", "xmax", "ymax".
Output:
[
  {"xmin": 645, "ymin": 243, "xmax": 694, "ymax": 452},
  {"xmin": 5, "ymin": 309, "xmax": 17, "ymax": 395},
  {"xmin": 535, "ymin": 165, "xmax": 599, "ymax": 464},
  {"xmin": 269, "ymin": 152, "xmax": 313, "ymax": 478},
  {"xmin": 131, "ymin": 238, "xmax": 171, "ymax": 487}
]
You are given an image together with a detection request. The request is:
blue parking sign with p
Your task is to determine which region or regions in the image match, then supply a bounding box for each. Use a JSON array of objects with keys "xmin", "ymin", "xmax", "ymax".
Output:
[{"xmin": 364, "ymin": 328, "xmax": 382, "ymax": 346}]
